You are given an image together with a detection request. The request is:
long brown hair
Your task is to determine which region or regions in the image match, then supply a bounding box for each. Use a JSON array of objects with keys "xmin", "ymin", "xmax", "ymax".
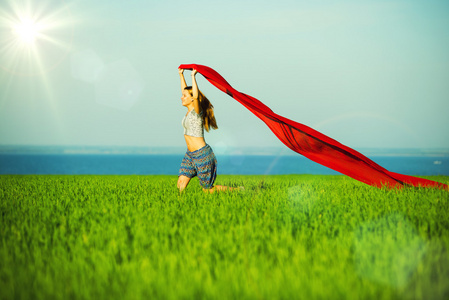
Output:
[{"xmin": 185, "ymin": 86, "xmax": 218, "ymax": 132}]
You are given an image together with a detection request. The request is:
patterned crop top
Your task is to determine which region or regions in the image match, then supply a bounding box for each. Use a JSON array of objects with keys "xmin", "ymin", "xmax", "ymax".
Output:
[{"xmin": 182, "ymin": 109, "xmax": 204, "ymax": 137}]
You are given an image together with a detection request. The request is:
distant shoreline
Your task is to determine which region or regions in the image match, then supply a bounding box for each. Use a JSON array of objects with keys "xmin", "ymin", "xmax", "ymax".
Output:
[{"xmin": 0, "ymin": 145, "xmax": 448, "ymax": 157}]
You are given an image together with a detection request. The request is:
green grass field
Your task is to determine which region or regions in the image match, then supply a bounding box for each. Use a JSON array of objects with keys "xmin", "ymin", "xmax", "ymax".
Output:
[{"xmin": 1, "ymin": 174, "xmax": 448, "ymax": 299}]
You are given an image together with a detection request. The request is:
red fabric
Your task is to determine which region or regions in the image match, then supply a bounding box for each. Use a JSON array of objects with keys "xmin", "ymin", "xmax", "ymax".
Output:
[{"xmin": 179, "ymin": 63, "xmax": 448, "ymax": 190}]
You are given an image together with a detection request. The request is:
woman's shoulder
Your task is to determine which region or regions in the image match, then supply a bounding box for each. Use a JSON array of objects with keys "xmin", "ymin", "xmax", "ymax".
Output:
[{"xmin": 190, "ymin": 109, "xmax": 203, "ymax": 117}]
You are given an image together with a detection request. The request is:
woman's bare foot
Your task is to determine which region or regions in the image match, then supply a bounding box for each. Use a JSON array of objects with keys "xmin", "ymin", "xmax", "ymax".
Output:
[{"xmin": 203, "ymin": 185, "xmax": 244, "ymax": 193}]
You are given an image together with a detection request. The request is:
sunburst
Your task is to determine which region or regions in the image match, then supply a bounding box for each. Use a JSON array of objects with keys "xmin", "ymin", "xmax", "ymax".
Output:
[{"xmin": 0, "ymin": 0, "xmax": 74, "ymax": 77}]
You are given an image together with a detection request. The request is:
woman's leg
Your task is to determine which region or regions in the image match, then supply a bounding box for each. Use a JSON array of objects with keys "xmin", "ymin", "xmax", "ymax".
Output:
[
  {"xmin": 178, "ymin": 152, "xmax": 196, "ymax": 192},
  {"xmin": 192, "ymin": 145, "xmax": 244, "ymax": 193},
  {"xmin": 191, "ymin": 145, "xmax": 217, "ymax": 190}
]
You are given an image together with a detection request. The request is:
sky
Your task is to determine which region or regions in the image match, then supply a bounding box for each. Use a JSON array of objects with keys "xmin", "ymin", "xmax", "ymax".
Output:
[{"xmin": 1, "ymin": 0, "xmax": 449, "ymax": 153}]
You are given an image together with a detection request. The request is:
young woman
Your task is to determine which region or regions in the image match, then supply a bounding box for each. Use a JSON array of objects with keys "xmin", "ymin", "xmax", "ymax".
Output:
[{"xmin": 177, "ymin": 68, "xmax": 237, "ymax": 193}]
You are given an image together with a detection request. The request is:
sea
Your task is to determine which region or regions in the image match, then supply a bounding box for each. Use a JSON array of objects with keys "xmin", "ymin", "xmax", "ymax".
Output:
[{"xmin": 0, "ymin": 153, "xmax": 448, "ymax": 176}]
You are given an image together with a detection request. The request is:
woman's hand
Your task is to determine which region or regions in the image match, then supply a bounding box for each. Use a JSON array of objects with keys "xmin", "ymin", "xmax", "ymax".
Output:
[
  {"xmin": 191, "ymin": 69, "xmax": 198, "ymax": 76},
  {"xmin": 178, "ymin": 68, "xmax": 184, "ymax": 75}
]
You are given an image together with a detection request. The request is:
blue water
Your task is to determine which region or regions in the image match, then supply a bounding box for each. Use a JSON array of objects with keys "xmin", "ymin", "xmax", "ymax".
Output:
[{"xmin": 0, "ymin": 154, "xmax": 448, "ymax": 175}]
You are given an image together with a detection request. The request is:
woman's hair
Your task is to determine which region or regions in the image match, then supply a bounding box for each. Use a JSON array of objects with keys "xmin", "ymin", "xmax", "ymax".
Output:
[{"xmin": 185, "ymin": 86, "xmax": 218, "ymax": 132}]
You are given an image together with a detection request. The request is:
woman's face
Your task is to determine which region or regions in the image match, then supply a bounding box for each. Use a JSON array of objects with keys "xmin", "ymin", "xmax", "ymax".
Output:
[{"xmin": 181, "ymin": 90, "xmax": 193, "ymax": 107}]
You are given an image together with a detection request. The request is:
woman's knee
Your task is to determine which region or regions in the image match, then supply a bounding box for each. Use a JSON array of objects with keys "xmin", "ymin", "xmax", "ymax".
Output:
[{"xmin": 177, "ymin": 175, "xmax": 190, "ymax": 190}]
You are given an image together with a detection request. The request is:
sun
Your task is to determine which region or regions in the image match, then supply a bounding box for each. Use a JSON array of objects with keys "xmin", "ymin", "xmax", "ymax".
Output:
[{"xmin": 13, "ymin": 18, "xmax": 41, "ymax": 44}]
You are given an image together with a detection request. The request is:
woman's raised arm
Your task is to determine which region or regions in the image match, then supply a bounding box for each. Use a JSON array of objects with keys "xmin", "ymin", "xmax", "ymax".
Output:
[
  {"xmin": 179, "ymin": 68, "xmax": 187, "ymax": 91},
  {"xmin": 191, "ymin": 69, "xmax": 199, "ymax": 99},
  {"xmin": 191, "ymin": 69, "xmax": 200, "ymax": 114}
]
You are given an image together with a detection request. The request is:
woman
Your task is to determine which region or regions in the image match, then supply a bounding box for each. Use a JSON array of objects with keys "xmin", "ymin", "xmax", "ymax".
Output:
[{"xmin": 177, "ymin": 68, "xmax": 237, "ymax": 193}]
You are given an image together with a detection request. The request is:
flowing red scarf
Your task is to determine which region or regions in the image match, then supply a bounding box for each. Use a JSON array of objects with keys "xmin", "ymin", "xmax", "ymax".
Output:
[{"xmin": 179, "ymin": 64, "xmax": 447, "ymax": 190}]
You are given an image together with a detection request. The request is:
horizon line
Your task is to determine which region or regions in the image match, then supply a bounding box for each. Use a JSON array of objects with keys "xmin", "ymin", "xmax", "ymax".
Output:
[{"xmin": 1, "ymin": 144, "xmax": 448, "ymax": 157}]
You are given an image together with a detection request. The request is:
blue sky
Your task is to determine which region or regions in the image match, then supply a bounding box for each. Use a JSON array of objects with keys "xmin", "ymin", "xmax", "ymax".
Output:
[{"xmin": 1, "ymin": 0, "xmax": 448, "ymax": 151}]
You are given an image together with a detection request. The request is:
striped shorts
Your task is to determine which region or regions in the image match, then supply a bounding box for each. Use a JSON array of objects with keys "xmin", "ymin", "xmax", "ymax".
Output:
[{"xmin": 178, "ymin": 144, "xmax": 217, "ymax": 189}]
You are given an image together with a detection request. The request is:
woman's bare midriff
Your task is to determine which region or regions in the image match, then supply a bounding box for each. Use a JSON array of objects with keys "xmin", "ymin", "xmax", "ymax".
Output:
[{"xmin": 184, "ymin": 135, "xmax": 206, "ymax": 152}]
